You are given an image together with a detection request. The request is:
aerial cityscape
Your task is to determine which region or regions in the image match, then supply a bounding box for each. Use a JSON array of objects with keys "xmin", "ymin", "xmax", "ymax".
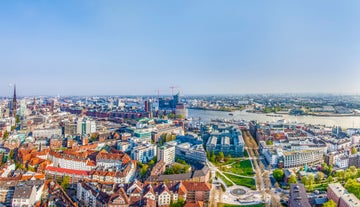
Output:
[{"xmin": 1, "ymin": 1, "xmax": 360, "ymax": 207}]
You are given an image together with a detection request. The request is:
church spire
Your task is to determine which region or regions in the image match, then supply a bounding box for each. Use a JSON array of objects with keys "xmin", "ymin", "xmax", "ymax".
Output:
[{"xmin": 12, "ymin": 84, "xmax": 17, "ymax": 117}]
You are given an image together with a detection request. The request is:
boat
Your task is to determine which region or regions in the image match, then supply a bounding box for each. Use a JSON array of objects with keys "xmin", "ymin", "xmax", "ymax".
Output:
[{"xmin": 228, "ymin": 113, "xmax": 234, "ymax": 116}]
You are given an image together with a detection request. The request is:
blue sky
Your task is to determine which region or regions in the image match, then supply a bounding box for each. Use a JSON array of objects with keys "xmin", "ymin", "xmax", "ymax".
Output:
[{"xmin": 0, "ymin": 1, "xmax": 359, "ymax": 96}]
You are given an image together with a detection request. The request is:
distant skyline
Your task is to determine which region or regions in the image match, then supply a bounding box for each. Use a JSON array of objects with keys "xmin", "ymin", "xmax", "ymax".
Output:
[{"xmin": 0, "ymin": 1, "xmax": 359, "ymax": 96}]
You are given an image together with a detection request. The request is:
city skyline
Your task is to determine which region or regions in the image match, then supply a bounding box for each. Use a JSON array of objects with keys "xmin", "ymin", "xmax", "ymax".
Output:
[{"xmin": 1, "ymin": 1, "xmax": 360, "ymax": 96}]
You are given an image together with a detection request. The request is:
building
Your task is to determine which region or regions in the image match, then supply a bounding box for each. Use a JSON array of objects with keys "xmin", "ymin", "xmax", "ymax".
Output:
[
  {"xmin": 288, "ymin": 184, "xmax": 311, "ymax": 207},
  {"xmin": 159, "ymin": 93, "xmax": 180, "ymax": 110},
  {"xmin": 157, "ymin": 145, "xmax": 175, "ymax": 165},
  {"xmin": 327, "ymin": 183, "xmax": 360, "ymax": 207},
  {"xmin": 175, "ymin": 103, "xmax": 188, "ymax": 118},
  {"xmin": 12, "ymin": 182, "xmax": 38, "ymax": 207},
  {"xmin": 0, "ymin": 180, "xmax": 17, "ymax": 206},
  {"xmin": 77, "ymin": 118, "xmax": 96, "ymax": 135},
  {"xmin": 131, "ymin": 144, "xmax": 157, "ymax": 162},
  {"xmin": 205, "ymin": 124, "xmax": 244, "ymax": 157},
  {"xmin": 277, "ymin": 147, "xmax": 324, "ymax": 168},
  {"xmin": 32, "ymin": 128, "xmax": 62, "ymax": 138}
]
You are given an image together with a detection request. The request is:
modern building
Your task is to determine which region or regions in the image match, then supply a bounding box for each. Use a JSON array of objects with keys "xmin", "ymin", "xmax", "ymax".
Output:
[
  {"xmin": 159, "ymin": 93, "xmax": 180, "ymax": 110},
  {"xmin": 278, "ymin": 148, "xmax": 324, "ymax": 168},
  {"xmin": 205, "ymin": 124, "xmax": 244, "ymax": 157},
  {"xmin": 157, "ymin": 145, "xmax": 175, "ymax": 165},
  {"xmin": 131, "ymin": 144, "xmax": 157, "ymax": 163}
]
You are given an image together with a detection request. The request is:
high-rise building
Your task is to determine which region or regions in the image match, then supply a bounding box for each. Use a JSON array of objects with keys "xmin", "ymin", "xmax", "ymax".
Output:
[{"xmin": 157, "ymin": 145, "xmax": 175, "ymax": 165}]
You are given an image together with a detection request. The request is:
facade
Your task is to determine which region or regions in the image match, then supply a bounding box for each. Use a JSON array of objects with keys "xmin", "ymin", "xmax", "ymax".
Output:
[
  {"xmin": 205, "ymin": 124, "xmax": 244, "ymax": 157},
  {"xmin": 131, "ymin": 144, "xmax": 157, "ymax": 162},
  {"xmin": 12, "ymin": 183, "xmax": 37, "ymax": 207},
  {"xmin": 0, "ymin": 180, "xmax": 17, "ymax": 206},
  {"xmin": 77, "ymin": 119, "xmax": 96, "ymax": 135},
  {"xmin": 278, "ymin": 148, "xmax": 324, "ymax": 168},
  {"xmin": 327, "ymin": 183, "xmax": 360, "ymax": 207},
  {"xmin": 32, "ymin": 128, "xmax": 62, "ymax": 138},
  {"xmin": 157, "ymin": 145, "xmax": 175, "ymax": 165}
]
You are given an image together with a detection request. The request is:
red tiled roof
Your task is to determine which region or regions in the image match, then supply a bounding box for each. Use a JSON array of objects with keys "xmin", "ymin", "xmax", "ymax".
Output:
[
  {"xmin": 46, "ymin": 166, "xmax": 89, "ymax": 176},
  {"xmin": 182, "ymin": 182, "xmax": 211, "ymax": 192}
]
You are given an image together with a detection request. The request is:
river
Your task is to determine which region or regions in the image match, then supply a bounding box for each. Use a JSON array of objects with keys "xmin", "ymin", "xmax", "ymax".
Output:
[{"xmin": 188, "ymin": 109, "xmax": 360, "ymax": 129}]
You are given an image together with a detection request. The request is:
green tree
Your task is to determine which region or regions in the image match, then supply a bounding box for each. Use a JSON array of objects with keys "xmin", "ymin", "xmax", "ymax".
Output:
[
  {"xmin": 266, "ymin": 140, "xmax": 273, "ymax": 145},
  {"xmin": 288, "ymin": 175, "xmax": 297, "ymax": 185},
  {"xmin": 177, "ymin": 114, "xmax": 184, "ymax": 119},
  {"xmin": 8, "ymin": 150, "xmax": 14, "ymax": 161},
  {"xmin": 140, "ymin": 164, "xmax": 149, "ymax": 178},
  {"xmin": 2, "ymin": 131, "xmax": 9, "ymax": 140},
  {"xmin": 218, "ymin": 152, "xmax": 225, "ymax": 162},
  {"xmin": 206, "ymin": 151, "xmax": 210, "ymax": 159},
  {"xmin": 15, "ymin": 115, "xmax": 21, "ymax": 124},
  {"xmin": 345, "ymin": 179, "xmax": 360, "ymax": 200},
  {"xmin": 301, "ymin": 176, "xmax": 309, "ymax": 186},
  {"xmin": 170, "ymin": 198, "xmax": 185, "ymax": 207},
  {"xmin": 323, "ymin": 199, "xmax": 336, "ymax": 207},
  {"xmin": 327, "ymin": 176, "xmax": 333, "ymax": 183},
  {"xmin": 10, "ymin": 126, "xmax": 16, "ymax": 132},
  {"xmin": 61, "ymin": 176, "xmax": 70, "ymax": 189},
  {"xmin": 210, "ymin": 150, "xmax": 216, "ymax": 163},
  {"xmin": 168, "ymin": 113, "xmax": 175, "ymax": 119},
  {"xmin": 224, "ymin": 154, "xmax": 231, "ymax": 162},
  {"xmin": 316, "ymin": 172, "xmax": 325, "ymax": 183},
  {"xmin": 273, "ymin": 168, "xmax": 285, "ymax": 182},
  {"xmin": 352, "ymin": 147, "xmax": 358, "ymax": 155}
]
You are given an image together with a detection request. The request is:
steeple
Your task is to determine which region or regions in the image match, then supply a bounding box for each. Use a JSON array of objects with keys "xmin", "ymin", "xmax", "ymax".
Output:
[{"xmin": 12, "ymin": 84, "xmax": 17, "ymax": 117}]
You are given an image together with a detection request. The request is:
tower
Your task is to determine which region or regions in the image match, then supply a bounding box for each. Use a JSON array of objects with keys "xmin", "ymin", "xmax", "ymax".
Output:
[{"xmin": 10, "ymin": 85, "xmax": 17, "ymax": 117}]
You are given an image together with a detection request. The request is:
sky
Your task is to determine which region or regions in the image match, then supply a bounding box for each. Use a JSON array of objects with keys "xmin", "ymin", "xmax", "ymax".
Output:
[{"xmin": 0, "ymin": 0, "xmax": 359, "ymax": 96}]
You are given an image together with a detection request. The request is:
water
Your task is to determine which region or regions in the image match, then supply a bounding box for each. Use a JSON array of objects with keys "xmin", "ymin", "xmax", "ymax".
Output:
[{"xmin": 188, "ymin": 109, "xmax": 360, "ymax": 129}]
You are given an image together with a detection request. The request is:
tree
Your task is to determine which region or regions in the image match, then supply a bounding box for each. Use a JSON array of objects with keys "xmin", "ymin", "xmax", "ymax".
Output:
[
  {"xmin": 61, "ymin": 176, "xmax": 70, "ymax": 189},
  {"xmin": 273, "ymin": 168, "xmax": 285, "ymax": 182},
  {"xmin": 210, "ymin": 150, "xmax": 216, "ymax": 163},
  {"xmin": 327, "ymin": 176, "xmax": 333, "ymax": 183},
  {"xmin": 345, "ymin": 179, "xmax": 360, "ymax": 199},
  {"xmin": 218, "ymin": 152, "xmax": 225, "ymax": 162},
  {"xmin": 316, "ymin": 172, "xmax": 325, "ymax": 183},
  {"xmin": 8, "ymin": 150, "xmax": 14, "ymax": 161},
  {"xmin": 301, "ymin": 176, "xmax": 309, "ymax": 186},
  {"xmin": 323, "ymin": 199, "xmax": 336, "ymax": 207},
  {"xmin": 266, "ymin": 140, "xmax": 273, "ymax": 145},
  {"xmin": 352, "ymin": 147, "xmax": 357, "ymax": 155},
  {"xmin": 177, "ymin": 114, "xmax": 184, "ymax": 119},
  {"xmin": 288, "ymin": 175, "xmax": 297, "ymax": 184},
  {"xmin": 2, "ymin": 131, "xmax": 9, "ymax": 140},
  {"xmin": 170, "ymin": 198, "xmax": 185, "ymax": 207},
  {"xmin": 15, "ymin": 115, "xmax": 21, "ymax": 124},
  {"xmin": 224, "ymin": 154, "xmax": 231, "ymax": 162},
  {"xmin": 206, "ymin": 151, "xmax": 210, "ymax": 159},
  {"xmin": 140, "ymin": 164, "xmax": 149, "ymax": 178},
  {"xmin": 10, "ymin": 126, "xmax": 16, "ymax": 132}
]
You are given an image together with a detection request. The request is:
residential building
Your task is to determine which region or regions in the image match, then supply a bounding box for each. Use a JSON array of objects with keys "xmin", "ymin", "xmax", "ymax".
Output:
[
  {"xmin": 327, "ymin": 183, "xmax": 360, "ymax": 207},
  {"xmin": 131, "ymin": 144, "xmax": 157, "ymax": 162},
  {"xmin": 157, "ymin": 145, "xmax": 175, "ymax": 165},
  {"xmin": 12, "ymin": 182, "xmax": 37, "ymax": 207},
  {"xmin": 288, "ymin": 184, "xmax": 311, "ymax": 207},
  {"xmin": 0, "ymin": 180, "xmax": 17, "ymax": 206}
]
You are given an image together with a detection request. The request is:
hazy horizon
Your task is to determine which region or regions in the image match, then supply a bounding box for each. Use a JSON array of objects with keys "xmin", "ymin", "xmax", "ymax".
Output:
[{"xmin": 1, "ymin": 1, "xmax": 359, "ymax": 96}]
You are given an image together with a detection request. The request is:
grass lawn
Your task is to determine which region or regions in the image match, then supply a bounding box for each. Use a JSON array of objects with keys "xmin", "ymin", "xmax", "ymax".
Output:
[
  {"xmin": 222, "ymin": 160, "xmax": 254, "ymax": 176},
  {"xmin": 216, "ymin": 172, "xmax": 234, "ymax": 187},
  {"xmin": 223, "ymin": 173, "xmax": 256, "ymax": 189},
  {"xmin": 217, "ymin": 203, "xmax": 264, "ymax": 207}
]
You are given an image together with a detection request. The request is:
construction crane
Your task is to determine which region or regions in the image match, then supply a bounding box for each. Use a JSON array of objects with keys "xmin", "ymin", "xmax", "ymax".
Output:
[{"xmin": 170, "ymin": 86, "xmax": 179, "ymax": 96}]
